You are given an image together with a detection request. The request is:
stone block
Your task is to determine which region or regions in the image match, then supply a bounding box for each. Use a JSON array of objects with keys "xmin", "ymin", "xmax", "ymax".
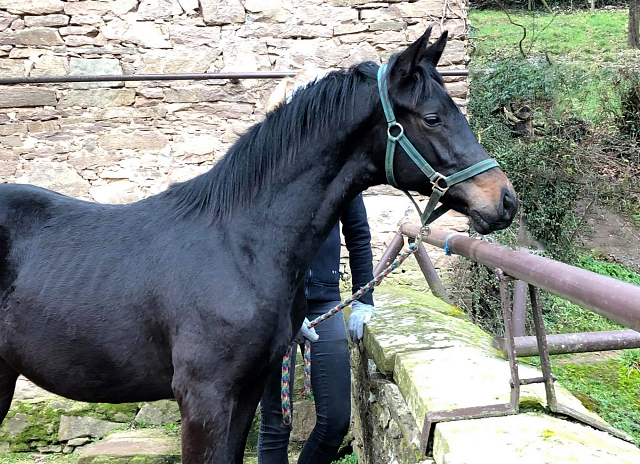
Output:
[
  {"xmin": 200, "ymin": 0, "xmax": 246, "ymax": 26},
  {"xmin": 137, "ymin": 0, "xmax": 179, "ymax": 20},
  {"xmin": 76, "ymin": 429, "xmax": 180, "ymax": 464},
  {"xmin": 59, "ymin": 25, "xmax": 99, "ymax": 36},
  {"xmin": 0, "ymin": 58, "xmax": 26, "ymax": 77},
  {"xmin": 13, "ymin": 28, "xmax": 64, "ymax": 46},
  {"xmin": 244, "ymin": 0, "xmax": 293, "ymax": 22},
  {"xmin": 137, "ymin": 48, "xmax": 218, "ymax": 74},
  {"xmin": 69, "ymin": 57, "xmax": 123, "ymax": 89},
  {"xmin": 0, "ymin": 11, "xmax": 15, "ymax": 32},
  {"xmin": 333, "ymin": 23, "xmax": 368, "ymax": 36},
  {"xmin": 168, "ymin": 24, "xmax": 221, "ymax": 46},
  {"xmin": 30, "ymin": 54, "xmax": 69, "ymax": 77},
  {"xmin": 24, "ymin": 14, "xmax": 70, "ymax": 27},
  {"xmin": 9, "ymin": 48, "xmax": 49, "ymax": 58},
  {"xmin": 135, "ymin": 400, "xmax": 180, "ymax": 426},
  {"xmin": 58, "ymin": 415, "xmax": 121, "ymax": 441},
  {"xmin": 98, "ymin": 130, "xmax": 169, "ymax": 150},
  {"xmin": 58, "ymin": 89, "xmax": 135, "ymax": 108},
  {"xmin": 65, "ymin": 34, "xmax": 105, "ymax": 47},
  {"xmin": 15, "ymin": 160, "xmax": 90, "ymax": 198},
  {"xmin": 70, "ymin": 14, "xmax": 105, "ymax": 26},
  {"xmin": 63, "ymin": 0, "xmax": 137, "ymax": 16},
  {"xmin": 122, "ymin": 21, "xmax": 171, "ymax": 49},
  {"xmin": 368, "ymin": 21, "xmax": 407, "ymax": 32},
  {"xmin": 445, "ymin": 81, "xmax": 467, "ymax": 99},
  {"xmin": 0, "ymin": 87, "xmax": 57, "ymax": 108},
  {"xmin": 2, "ymin": 0, "xmax": 64, "ymax": 15}
]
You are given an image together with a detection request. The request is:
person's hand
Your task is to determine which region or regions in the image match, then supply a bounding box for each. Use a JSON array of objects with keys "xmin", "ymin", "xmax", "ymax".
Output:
[
  {"xmin": 293, "ymin": 318, "xmax": 319, "ymax": 345},
  {"xmin": 348, "ymin": 301, "xmax": 375, "ymax": 342}
]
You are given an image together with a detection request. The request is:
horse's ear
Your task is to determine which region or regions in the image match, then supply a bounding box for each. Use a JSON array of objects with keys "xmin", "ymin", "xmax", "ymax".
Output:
[
  {"xmin": 389, "ymin": 26, "xmax": 432, "ymax": 82},
  {"xmin": 424, "ymin": 31, "xmax": 448, "ymax": 66}
]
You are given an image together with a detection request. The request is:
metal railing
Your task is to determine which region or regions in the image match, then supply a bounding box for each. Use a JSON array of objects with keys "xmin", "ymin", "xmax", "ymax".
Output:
[
  {"xmin": 378, "ymin": 223, "xmax": 640, "ymax": 353},
  {"xmin": 375, "ymin": 223, "xmax": 640, "ymax": 452},
  {"xmin": 0, "ymin": 69, "xmax": 494, "ymax": 86}
]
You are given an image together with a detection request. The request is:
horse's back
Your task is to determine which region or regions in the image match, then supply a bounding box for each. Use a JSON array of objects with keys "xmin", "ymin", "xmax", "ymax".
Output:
[{"xmin": 0, "ymin": 183, "xmax": 104, "ymax": 236}]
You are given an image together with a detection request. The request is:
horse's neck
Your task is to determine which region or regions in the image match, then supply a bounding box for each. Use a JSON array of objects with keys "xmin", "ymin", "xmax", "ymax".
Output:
[{"xmin": 231, "ymin": 98, "xmax": 379, "ymax": 283}]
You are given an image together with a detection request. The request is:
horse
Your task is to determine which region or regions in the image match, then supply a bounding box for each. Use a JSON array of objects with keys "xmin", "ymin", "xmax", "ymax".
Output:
[{"xmin": 0, "ymin": 28, "xmax": 516, "ymax": 463}]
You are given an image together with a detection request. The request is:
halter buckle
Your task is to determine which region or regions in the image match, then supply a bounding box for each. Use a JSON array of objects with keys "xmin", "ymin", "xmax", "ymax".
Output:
[
  {"xmin": 431, "ymin": 174, "xmax": 450, "ymax": 194},
  {"xmin": 387, "ymin": 122, "xmax": 404, "ymax": 141}
]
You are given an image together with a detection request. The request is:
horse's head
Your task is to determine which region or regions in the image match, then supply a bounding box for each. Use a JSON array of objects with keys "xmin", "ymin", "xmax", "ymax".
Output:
[{"xmin": 374, "ymin": 27, "xmax": 517, "ymax": 234}]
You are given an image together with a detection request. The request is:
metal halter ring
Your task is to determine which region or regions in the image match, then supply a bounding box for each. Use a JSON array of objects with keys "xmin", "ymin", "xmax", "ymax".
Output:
[
  {"xmin": 387, "ymin": 122, "xmax": 404, "ymax": 141},
  {"xmin": 431, "ymin": 174, "xmax": 450, "ymax": 194}
]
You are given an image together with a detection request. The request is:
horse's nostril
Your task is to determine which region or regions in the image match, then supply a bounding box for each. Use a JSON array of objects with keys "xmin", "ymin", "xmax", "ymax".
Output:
[{"xmin": 502, "ymin": 189, "xmax": 517, "ymax": 219}]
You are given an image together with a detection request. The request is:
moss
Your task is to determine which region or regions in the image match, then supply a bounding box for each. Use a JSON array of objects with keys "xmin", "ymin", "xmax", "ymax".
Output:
[
  {"xmin": 64, "ymin": 403, "xmax": 140, "ymax": 422},
  {"xmin": 551, "ymin": 358, "xmax": 640, "ymax": 442},
  {"xmin": 373, "ymin": 285, "xmax": 467, "ymax": 319},
  {"xmin": 0, "ymin": 398, "xmax": 142, "ymax": 452},
  {"xmin": 518, "ymin": 397, "xmax": 548, "ymax": 414},
  {"xmin": 8, "ymin": 443, "xmax": 30, "ymax": 453}
]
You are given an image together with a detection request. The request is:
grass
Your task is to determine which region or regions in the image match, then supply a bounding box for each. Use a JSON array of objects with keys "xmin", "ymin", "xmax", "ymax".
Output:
[
  {"xmin": 551, "ymin": 357, "xmax": 640, "ymax": 442},
  {"xmin": 468, "ymin": 9, "xmax": 640, "ymax": 122},
  {"xmin": 544, "ymin": 255, "xmax": 640, "ymax": 333},
  {"xmin": 469, "ymin": 9, "xmax": 634, "ymax": 63}
]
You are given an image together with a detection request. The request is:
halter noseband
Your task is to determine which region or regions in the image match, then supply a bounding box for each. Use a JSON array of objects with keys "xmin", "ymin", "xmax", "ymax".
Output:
[{"xmin": 377, "ymin": 64, "xmax": 499, "ymax": 226}]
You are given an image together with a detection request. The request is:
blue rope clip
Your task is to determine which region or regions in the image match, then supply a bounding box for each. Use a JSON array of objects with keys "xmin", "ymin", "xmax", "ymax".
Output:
[{"xmin": 444, "ymin": 234, "xmax": 455, "ymax": 256}]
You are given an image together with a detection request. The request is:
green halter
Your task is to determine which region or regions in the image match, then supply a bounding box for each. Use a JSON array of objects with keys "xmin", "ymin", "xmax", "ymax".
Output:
[{"xmin": 377, "ymin": 64, "xmax": 499, "ymax": 226}]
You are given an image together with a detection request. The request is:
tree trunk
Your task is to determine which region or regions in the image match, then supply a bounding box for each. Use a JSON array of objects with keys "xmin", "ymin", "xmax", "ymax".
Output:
[{"xmin": 630, "ymin": 0, "xmax": 640, "ymax": 49}]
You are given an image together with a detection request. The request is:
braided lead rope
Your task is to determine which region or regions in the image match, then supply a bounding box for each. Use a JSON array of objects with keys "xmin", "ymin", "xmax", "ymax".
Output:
[
  {"xmin": 281, "ymin": 345, "xmax": 294, "ymax": 425},
  {"xmin": 281, "ymin": 230, "xmax": 426, "ymax": 425},
  {"xmin": 302, "ymin": 342, "xmax": 313, "ymax": 401}
]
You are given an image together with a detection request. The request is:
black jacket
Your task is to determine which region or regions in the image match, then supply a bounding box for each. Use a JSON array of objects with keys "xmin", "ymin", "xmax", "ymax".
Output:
[{"xmin": 304, "ymin": 194, "xmax": 374, "ymax": 305}]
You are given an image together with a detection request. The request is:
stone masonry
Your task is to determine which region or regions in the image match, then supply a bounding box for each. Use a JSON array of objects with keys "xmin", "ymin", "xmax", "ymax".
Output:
[{"xmin": 0, "ymin": 0, "xmax": 471, "ymax": 255}]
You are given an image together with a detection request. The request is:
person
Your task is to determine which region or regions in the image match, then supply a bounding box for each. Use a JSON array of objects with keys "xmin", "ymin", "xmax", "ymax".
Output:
[{"xmin": 258, "ymin": 194, "xmax": 376, "ymax": 464}]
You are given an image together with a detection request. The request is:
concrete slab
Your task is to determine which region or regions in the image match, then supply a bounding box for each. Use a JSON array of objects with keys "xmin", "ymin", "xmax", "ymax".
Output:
[
  {"xmin": 433, "ymin": 413, "xmax": 640, "ymax": 464},
  {"xmin": 393, "ymin": 347, "xmax": 604, "ymax": 433}
]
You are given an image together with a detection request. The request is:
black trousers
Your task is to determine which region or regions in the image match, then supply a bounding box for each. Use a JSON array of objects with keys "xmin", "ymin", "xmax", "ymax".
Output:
[{"xmin": 258, "ymin": 300, "xmax": 351, "ymax": 464}]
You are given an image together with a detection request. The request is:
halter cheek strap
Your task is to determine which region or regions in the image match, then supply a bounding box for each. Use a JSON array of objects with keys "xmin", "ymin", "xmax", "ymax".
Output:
[{"xmin": 377, "ymin": 64, "xmax": 500, "ymax": 226}]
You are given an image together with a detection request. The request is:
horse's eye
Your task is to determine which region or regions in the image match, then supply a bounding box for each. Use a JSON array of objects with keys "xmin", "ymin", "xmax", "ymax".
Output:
[{"xmin": 424, "ymin": 115, "xmax": 441, "ymax": 126}]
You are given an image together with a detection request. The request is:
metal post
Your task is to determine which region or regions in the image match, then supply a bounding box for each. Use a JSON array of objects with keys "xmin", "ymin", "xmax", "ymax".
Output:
[
  {"xmin": 373, "ymin": 231, "xmax": 405, "ymax": 276},
  {"xmin": 495, "ymin": 269, "xmax": 520, "ymax": 412},
  {"xmin": 512, "ymin": 280, "xmax": 528, "ymax": 337},
  {"xmin": 529, "ymin": 285, "xmax": 558, "ymax": 411},
  {"xmin": 413, "ymin": 242, "xmax": 452, "ymax": 304}
]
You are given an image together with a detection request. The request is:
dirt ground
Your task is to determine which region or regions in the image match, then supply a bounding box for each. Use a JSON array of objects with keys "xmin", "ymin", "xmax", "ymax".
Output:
[{"xmin": 579, "ymin": 205, "xmax": 640, "ymax": 269}]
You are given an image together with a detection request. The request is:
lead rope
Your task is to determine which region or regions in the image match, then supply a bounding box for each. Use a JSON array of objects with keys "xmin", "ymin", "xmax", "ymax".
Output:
[{"xmin": 280, "ymin": 227, "xmax": 428, "ymax": 425}]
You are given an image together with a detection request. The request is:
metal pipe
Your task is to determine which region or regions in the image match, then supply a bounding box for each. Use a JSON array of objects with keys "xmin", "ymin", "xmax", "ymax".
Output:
[
  {"xmin": 373, "ymin": 231, "xmax": 405, "ymax": 276},
  {"xmin": 0, "ymin": 69, "xmax": 495, "ymax": 86},
  {"xmin": 0, "ymin": 72, "xmax": 299, "ymax": 85},
  {"xmin": 512, "ymin": 280, "xmax": 528, "ymax": 337},
  {"xmin": 400, "ymin": 223, "xmax": 640, "ymax": 332},
  {"xmin": 495, "ymin": 330, "xmax": 640, "ymax": 357},
  {"xmin": 413, "ymin": 242, "xmax": 452, "ymax": 304}
]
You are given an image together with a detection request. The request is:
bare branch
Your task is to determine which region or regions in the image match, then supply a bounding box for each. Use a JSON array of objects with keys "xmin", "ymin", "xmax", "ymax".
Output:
[{"xmin": 495, "ymin": 1, "xmax": 527, "ymax": 58}]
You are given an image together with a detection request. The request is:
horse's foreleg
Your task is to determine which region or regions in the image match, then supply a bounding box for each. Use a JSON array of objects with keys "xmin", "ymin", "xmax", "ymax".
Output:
[
  {"xmin": 0, "ymin": 358, "xmax": 18, "ymax": 423},
  {"xmin": 173, "ymin": 361, "xmax": 273, "ymax": 464}
]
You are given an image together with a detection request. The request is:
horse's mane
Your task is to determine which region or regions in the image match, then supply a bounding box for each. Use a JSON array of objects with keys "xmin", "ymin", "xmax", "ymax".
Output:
[{"xmin": 162, "ymin": 61, "xmax": 380, "ymax": 221}]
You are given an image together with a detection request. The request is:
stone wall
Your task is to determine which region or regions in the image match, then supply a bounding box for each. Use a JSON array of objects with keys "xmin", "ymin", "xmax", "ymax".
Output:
[
  {"xmin": 0, "ymin": 0, "xmax": 470, "ymax": 254},
  {"xmin": 348, "ymin": 284, "xmax": 640, "ymax": 464}
]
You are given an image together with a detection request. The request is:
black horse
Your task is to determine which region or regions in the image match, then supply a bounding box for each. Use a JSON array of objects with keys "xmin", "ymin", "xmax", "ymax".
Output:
[{"xmin": 0, "ymin": 29, "xmax": 516, "ymax": 463}]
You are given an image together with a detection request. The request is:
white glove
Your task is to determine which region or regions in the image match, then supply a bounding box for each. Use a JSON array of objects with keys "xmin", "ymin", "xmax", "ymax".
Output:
[
  {"xmin": 348, "ymin": 301, "xmax": 375, "ymax": 342},
  {"xmin": 293, "ymin": 318, "xmax": 319, "ymax": 345}
]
